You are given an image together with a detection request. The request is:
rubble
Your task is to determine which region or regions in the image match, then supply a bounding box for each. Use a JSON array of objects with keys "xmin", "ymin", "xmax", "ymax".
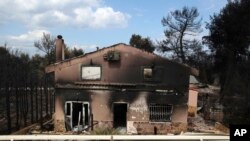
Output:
[
  {"xmin": 11, "ymin": 112, "xmax": 229, "ymax": 135},
  {"xmin": 215, "ymin": 122, "xmax": 229, "ymax": 133},
  {"xmin": 188, "ymin": 115, "xmax": 229, "ymax": 135}
]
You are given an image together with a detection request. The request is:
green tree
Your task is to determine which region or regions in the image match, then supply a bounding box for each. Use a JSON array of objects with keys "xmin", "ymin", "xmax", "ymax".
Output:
[
  {"xmin": 65, "ymin": 47, "xmax": 84, "ymax": 59},
  {"xmin": 71, "ymin": 47, "xmax": 84, "ymax": 57},
  {"xmin": 129, "ymin": 34, "xmax": 155, "ymax": 53},
  {"xmin": 205, "ymin": 0, "xmax": 250, "ymax": 125},
  {"xmin": 158, "ymin": 7, "xmax": 202, "ymax": 64},
  {"xmin": 205, "ymin": 0, "xmax": 250, "ymax": 93}
]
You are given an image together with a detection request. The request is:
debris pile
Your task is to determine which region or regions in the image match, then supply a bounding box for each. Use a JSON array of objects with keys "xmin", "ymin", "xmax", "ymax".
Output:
[
  {"xmin": 188, "ymin": 115, "xmax": 229, "ymax": 134},
  {"xmin": 188, "ymin": 116, "xmax": 214, "ymax": 132}
]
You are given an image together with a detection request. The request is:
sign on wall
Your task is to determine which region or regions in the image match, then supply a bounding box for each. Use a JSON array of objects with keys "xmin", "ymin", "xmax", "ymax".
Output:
[{"xmin": 81, "ymin": 66, "xmax": 101, "ymax": 80}]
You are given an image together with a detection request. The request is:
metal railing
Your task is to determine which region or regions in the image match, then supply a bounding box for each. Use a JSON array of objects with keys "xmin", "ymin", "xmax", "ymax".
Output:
[{"xmin": 0, "ymin": 135, "xmax": 229, "ymax": 141}]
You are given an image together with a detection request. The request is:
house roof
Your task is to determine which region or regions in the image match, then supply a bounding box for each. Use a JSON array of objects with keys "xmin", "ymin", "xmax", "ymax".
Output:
[
  {"xmin": 189, "ymin": 84, "xmax": 220, "ymax": 96},
  {"xmin": 45, "ymin": 43, "xmax": 197, "ymax": 75},
  {"xmin": 55, "ymin": 82, "xmax": 185, "ymax": 95}
]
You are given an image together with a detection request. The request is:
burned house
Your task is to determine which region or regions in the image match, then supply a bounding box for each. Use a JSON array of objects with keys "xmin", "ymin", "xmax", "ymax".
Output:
[
  {"xmin": 188, "ymin": 75, "xmax": 223, "ymax": 122},
  {"xmin": 45, "ymin": 36, "xmax": 192, "ymax": 134}
]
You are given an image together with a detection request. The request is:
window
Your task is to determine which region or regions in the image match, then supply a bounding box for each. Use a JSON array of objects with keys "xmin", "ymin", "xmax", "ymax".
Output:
[
  {"xmin": 81, "ymin": 66, "xmax": 101, "ymax": 80},
  {"xmin": 149, "ymin": 104, "xmax": 173, "ymax": 122},
  {"xmin": 143, "ymin": 66, "xmax": 164, "ymax": 82},
  {"xmin": 143, "ymin": 68, "xmax": 153, "ymax": 79}
]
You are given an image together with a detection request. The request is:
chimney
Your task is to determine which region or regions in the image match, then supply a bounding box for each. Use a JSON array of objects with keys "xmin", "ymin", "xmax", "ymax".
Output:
[{"xmin": 55, "ymin": 35, "xmax": 65, "ymax": 62}]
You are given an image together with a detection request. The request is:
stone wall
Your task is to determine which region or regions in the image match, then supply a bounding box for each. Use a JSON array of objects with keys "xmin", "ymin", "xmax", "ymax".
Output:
[
  {"xmin": 93, "ymin": 121, "xmax": 113, "ymax": 129},
  {"xmin": 128, "ymin": 121, "xmax": 187, "ymax": 135}
]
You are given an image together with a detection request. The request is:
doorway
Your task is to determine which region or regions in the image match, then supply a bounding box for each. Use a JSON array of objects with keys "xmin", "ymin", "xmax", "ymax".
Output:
[{"xmin": 113, "ymin": 103, "xmax": 127, "ymax": 128}]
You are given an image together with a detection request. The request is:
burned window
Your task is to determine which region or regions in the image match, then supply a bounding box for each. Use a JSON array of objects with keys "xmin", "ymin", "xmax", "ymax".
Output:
[
  {"xmin": 143, "ymin": 67, "xmax": 164, "ymax": 82},
  {"xmin": 149, "ymin": 104, "xmax": 173, "ymax": 122},
  {"xmin": 144, "ymin": 68, "xmax": 153, "ymax": 79},
  {"xmin": 81, "ymin": 66, "xmax": 101, "ymax": 80},
  {"xmin": 65, "ymin": 101, "xmax": 90, "ymax": 129}
]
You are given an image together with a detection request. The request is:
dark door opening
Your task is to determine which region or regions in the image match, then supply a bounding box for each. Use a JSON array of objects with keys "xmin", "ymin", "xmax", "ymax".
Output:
[
  {"xmin": 113, "ymin": 103, "xmax": 127, "ymax": 128},
  {"xmin": 72, "ymin": 103, "xmax": 83, "ymax": 127}
]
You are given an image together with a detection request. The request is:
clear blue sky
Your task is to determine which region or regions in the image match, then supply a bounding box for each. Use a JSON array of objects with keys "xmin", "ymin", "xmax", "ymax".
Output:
[{"xmin": 0, "ymin": 0, "xmax": 227, "ymax": 56}]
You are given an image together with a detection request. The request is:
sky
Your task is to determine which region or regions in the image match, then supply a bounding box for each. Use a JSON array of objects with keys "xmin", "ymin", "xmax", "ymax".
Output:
[{"xmin": 0, "ymin": 0, "xmax": 228, "ymax": 56}]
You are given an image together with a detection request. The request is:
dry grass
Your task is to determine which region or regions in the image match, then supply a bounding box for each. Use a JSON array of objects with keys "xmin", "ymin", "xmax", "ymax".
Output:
[{"xmin": 90, "ymin": 127, "xmax": 121, "ymax": 135}]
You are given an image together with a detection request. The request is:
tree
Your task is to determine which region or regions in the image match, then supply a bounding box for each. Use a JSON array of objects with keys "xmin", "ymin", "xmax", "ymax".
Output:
[
  {"xmin": 129, "ymin": 34, "xmax": 155, "ymax": 53},
  {"xmin": 64, "ymin": 47, "xmax": 84, "ymax": 59},
  {"xmin": 158, "ymin": 7, "xmax": 202, "ymax": 64},
  {"xmin": 205, "ymin": 0, "xmax": 250, "ymax": 125},
  {"xmin": 34, "ymin": 33, "xmax": 56, "ymax": 64},
  {"xmin": 0, "ymin": 43, "xmax": 58, "ymax": 133},
  {"xmin": 71, "ymin": 47, "xmax": 84, "ymax": 57},
  {"xmin": 205, "ymin": 0, "xmax": 250, "ymax": 92},
  {"xmin": 0, "ymin": 46, "xmax": 12, "ymax": 133}
]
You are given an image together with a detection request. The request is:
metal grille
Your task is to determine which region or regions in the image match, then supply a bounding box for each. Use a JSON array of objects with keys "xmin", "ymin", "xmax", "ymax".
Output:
[{"xmin": 149, "ymin": 104, "xmax": 172, "ymax": 122}]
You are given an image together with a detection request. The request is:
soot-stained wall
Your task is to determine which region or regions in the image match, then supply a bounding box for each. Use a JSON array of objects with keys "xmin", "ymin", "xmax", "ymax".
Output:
[{"xmin": 54, "ymin": 89, "xmax": 187, "ymax": 134}]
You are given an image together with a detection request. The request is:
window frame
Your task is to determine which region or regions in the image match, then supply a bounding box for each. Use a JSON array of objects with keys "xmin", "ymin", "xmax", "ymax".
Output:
[
  {"xmin": 64, "ymin": 101, "xmax": 90, "ymax": 129},
  {"xmin": 149, "ymin": 103, "xmax": 173, "ymax": 122},
  {"xmin": 81, "ymin": 65, "xmax": 102, "ymax": 80},
  {"xmin": 142, "ymin": 66, "xmax": 164, "ymax": 82},
  {"xmin": 142, "ymin": 66, "xmax": 153, "ymax": 81}
]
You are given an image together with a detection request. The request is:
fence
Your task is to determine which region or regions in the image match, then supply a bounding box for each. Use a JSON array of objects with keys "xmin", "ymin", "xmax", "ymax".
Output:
[
  {"xmin": 0, "ymin": 87, "xmax": 55, "ymax": 134},
  {"xmin": 0, "ymin": 135, "xmax": 229, "ymax": 141}
]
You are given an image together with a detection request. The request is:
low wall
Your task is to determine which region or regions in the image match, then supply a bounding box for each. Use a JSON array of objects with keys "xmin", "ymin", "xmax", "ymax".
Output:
[{"xmin": 127, "ymin": 121, "xmax": 187, "ymax": 135}]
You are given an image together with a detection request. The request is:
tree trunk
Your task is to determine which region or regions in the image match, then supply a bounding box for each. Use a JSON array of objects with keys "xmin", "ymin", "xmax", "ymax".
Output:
[
  {"xmin": 6, "ymin": 84, "xmax": 11, "ymax": 134},
  {"xmin": 49, "ymin": 89, "xmax": 52, "ymax": 116},
  {"xmin": 15, "ymin": 85, "xmax": 20, "ymax": 130},
  {"xmin": 179, "ymin": 31, "xmax": 186, "ymax": 64},
  {"xmin": 40, "ymin": 82, "xmax": 43, "ymax": 130},
  {"xmin": 23, "ymin": 84, "xmax": 28, "ymax": 126},
  {"xmin": 219, "ymin": 66, "xmax": 232, "ymax": 102},
  {"xmin": 220, "ymin": 51, "xmax": 236, "ymax": 102},
  {"xmin": 45, "ymin": 76, "xmax": 48, "ymax": 116},
  {"xmin": 30, "ymin": 85, "xmax": 34, "ymax": 123},
  {"xmin": 19, "ymin": 88, "xmax": 23, "ymax": 127},
  {"xmin": 35, "ymin": 86, "xmax": 39, "ymax": 122}
]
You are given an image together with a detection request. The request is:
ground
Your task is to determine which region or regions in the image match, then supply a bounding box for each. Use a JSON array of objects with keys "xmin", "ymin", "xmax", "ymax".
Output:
[{"xmin": 26, "ymin": 114, "xmax": 229, "ymax": 135}]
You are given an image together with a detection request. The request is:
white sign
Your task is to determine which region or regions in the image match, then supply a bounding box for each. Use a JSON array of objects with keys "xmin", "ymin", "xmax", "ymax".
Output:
[{"xmin": 81, "ymin": 66, "xmax": 101, "ymax": 80}]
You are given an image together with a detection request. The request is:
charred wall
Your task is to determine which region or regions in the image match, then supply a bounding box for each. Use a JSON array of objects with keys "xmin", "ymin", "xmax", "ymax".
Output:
[
  {"xmin": 52, "ymin": 44, "xmax": 189, "ymax": 93},
  {"xmin": 54, "ymin": 88, "xmax": 187, "ymax": 134},
  {"xmin": 51, "ymin": 44, "xmax": 190, "ymax": 134}
]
